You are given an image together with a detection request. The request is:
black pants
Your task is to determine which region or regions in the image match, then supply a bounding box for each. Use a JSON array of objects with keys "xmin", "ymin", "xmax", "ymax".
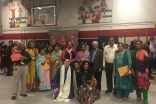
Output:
[
  {"xmin": 149, "ymin": 59, "xmax": 153, "ymax": 76},
  {"xmin": 94, "ymin": 71, "xmax": 102, "ymax": 91},
  {"xmin": 7, "ymin": 57, "xmax": 12, "ymax": 75},
  {"xmin": 105, "ymin": 62, "xmax": 116, "ymax": 92}
]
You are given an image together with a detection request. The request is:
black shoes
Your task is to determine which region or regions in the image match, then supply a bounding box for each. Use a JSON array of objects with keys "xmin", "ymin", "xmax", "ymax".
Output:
[
  {"xmin": 113, "ymin": 91, "xmax": 117, "ymax": 96},
  {"xmin": 105, "ymin": 90, "xmax": 112, "ymax": 93},
  {"xmin": 20, "ymin": 93, "xmax": 27, "ymax": 97},
  {"xmin": 11, "ymin": 96, "xmax": 16, "ymax": 100}
]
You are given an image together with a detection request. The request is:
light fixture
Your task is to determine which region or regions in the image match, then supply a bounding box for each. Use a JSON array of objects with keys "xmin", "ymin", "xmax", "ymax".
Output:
[{"xmin": 37, "ymin": 7, "xmax": 42, "ymax": 9}]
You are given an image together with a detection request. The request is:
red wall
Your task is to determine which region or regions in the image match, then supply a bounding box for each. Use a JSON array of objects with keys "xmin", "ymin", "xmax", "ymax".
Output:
[{"xmin": 0, "ymin": 28, "xmax": 156, "ymax": 40}]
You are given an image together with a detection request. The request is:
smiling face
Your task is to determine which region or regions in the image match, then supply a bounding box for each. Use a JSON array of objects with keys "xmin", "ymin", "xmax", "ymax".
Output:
[
  {"xmin": 64, "ymin": 59, "xmax": 70, "ymax": 67},
  {"xmin": 74, "ymin": 63, "xmax": 80, "ymax": 70},
  {"xmin": 135, "ymin": 41, "xmax": 142, "ymax": 50},
  {"xmin": 83, "ymin": 62, "xmax": 89, "ymax": 70},
  {"xmin": 118, "ymin": 43, "xmax": 124, "ymax": 51}
]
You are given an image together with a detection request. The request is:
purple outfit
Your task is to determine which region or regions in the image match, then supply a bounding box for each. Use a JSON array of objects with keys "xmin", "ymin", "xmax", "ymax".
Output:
[
  {"xmin": 75, "ymin": 51, "xmax": 90, "ymax": 62},
  {"xmin": 149, "ymin": 41, "xmax": 156, "ymax": 59}
]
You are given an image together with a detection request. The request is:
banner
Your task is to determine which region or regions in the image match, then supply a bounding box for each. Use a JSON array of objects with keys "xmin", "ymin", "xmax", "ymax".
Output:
[{"xmin": 49, "ymin": 30, "xmax": 78, "ymax": 48}]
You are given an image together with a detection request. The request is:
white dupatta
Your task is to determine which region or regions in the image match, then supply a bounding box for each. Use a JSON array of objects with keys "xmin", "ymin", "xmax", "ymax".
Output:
[{"xmin": 56, "ymin": 65, "xmax": 71, "ymax": 99}]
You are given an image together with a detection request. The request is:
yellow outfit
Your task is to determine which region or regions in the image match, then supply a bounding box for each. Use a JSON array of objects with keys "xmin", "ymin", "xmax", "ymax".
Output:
[{"xmin": 26, "ymin": 48, "xmax": 38, "ymax": 85}]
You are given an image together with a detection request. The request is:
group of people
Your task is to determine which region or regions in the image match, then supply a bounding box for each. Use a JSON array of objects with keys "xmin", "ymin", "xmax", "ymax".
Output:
[{"xmin": 0, "ymin": 36, "xmax": 155, "ymax": 104}]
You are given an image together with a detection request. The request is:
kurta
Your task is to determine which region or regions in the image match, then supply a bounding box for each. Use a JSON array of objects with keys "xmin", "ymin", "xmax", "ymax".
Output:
[
  {"xmin": 53, "ymin": 66, "xmax": 74, "ymax": 99},
  {"xmin": 51, "ymin": 50, "xmax": 62, "ymax": 79},
  {"xmin": 26, "ymin": 48, "xmax": 38, "ymax": 85},
  {"xmin": 75, "ymin": 51, "xmax": 90, "ymax": 62}
]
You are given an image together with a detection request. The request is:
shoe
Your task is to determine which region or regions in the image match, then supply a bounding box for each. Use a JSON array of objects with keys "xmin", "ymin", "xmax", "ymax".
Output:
[
  {"xmin": 20, "ymin": 93, "xmax": 27, "ymax": 97},
  {"xmin": 11, "ymin": 96, "xmax": 16, "ymax": 100},
  {"xmin": 105, "ymin": 90, "xmax": 112, "ymax": 93},
  {"xmin": 113, "ymin": 91, "xmax": 117, "ymax": 96}
]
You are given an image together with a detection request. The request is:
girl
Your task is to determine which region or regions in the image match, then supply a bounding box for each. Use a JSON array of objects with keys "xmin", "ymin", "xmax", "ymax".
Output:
[{"xmin": 11, "ymin": 43, "xmax": 24, "ymax": 70}]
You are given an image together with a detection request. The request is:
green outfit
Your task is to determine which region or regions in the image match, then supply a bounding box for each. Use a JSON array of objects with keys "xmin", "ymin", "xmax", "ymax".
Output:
[
  {"xmin": 51, "ymin": 50, "xmax": 62, "ymax": 79},
  {"xmin": 113, "ymin": 50, "xmax": 132, "ymax": 98}
]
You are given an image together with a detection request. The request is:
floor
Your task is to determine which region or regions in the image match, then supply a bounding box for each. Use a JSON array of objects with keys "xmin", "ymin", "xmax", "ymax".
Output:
[{"xmin": 0, "ymin": 72, "xmax": 156, "ymax": 104}]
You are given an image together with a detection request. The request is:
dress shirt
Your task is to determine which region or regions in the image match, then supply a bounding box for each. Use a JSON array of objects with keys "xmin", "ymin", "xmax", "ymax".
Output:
[
  {"xmin": 103, "ymin": 44, "xmax": 118, "ymax": 66},
  {"xmin": 91, "ymin": 48, "xmax": 97, "ymax": 63}
]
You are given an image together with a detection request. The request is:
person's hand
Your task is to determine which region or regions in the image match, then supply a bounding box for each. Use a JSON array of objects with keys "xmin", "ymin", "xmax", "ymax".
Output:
[
  {"xmin": 144, "ymin": 74, "xmax": 148, "ymax": 80},
  {"xmin": 87, "ymin": 85, "xmax": 92, "ymax": 91},
  {"xmin": 21, "ymin": 56, "xmax": 27, "ymax": 61},
  {"xmin": 80, "ymin": 58, "xmax": 85, "ymax": 62},
  {"xmin": 99, "ymin": 68, "xmax": 102, "ymax": 72},
  {"xmin": 113, "ymin": 71, "xmax": 116, "ymax": 77},
  {"xmin": 131, "ymin": 69, "xmax": 135, "ymax": 76},
  {"xmin": 53, "ymin": 88, "xmax": 58, "ymax": 94},
  {"xmin": 123, "ymin": 69, "xmax": 129, "ymax": 76}
]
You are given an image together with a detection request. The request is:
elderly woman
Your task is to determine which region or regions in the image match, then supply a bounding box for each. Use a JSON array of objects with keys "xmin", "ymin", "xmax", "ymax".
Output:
[
  {"xmin": 76, "ymin": 44, "xmax": 90, "ymax": 64},
  {"xmin": 11, "ymin": 42, "xmax": 31, "ymax": 100}
]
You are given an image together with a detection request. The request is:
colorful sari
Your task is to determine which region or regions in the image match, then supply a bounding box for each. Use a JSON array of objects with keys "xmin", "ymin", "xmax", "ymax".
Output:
[
  {"xmin": 114, "ymin": 50, "xmax": 132, "ymax": 98},
  {"xmin": 132, "ymin": 50, "xmax": 150, "ymax": 103},
  {"xmin": 51, "ymin": 50, "xmax": 62, "ymax": 79},
  {"xmin": 44, "ymin": 53, "xmax": 52, "ymax": 81},
  {"xmin": 77, "ymin": 72, "xmax": 100, "ymax": 104},
  {"xmin": 36, "ymin": 54, "xmax": 51, "ymax": 91}
]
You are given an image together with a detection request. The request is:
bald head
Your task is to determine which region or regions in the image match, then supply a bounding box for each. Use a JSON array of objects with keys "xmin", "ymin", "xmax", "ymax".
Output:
[{"xmin": 92, "ymin": 41, "xmax": 98, "ymax": 49}]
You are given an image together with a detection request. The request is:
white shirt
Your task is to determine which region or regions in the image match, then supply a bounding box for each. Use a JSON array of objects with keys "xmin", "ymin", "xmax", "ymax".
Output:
[{"xmin": 103, "ymin": 44, "xmax": 118, "ymax": 66}]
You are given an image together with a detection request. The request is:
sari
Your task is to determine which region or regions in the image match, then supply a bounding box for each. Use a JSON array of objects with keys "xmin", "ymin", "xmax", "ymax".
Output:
[
  {"xmin": 132, "ymin": 50, "xmax": 150, "ymax": 103},
  {"xmin": 51, "ymin": 50, "xmax": 62, "ymax": 79},
  {"xmin": 114, "ymin": 50, "xmax": 132, "ymax": 98},
  {"xmin": 36, "ymin": 54, "xmax": 51, "ymax": 91}
]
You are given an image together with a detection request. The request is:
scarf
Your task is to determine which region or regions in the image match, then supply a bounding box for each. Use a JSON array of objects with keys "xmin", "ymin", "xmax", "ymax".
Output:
[{"xmin": 56, "ymin": 65, "xmax": 71, "ymax": 99}]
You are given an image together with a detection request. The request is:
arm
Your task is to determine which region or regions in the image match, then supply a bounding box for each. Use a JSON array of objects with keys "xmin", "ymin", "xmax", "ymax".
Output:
[
  {"xmin": 51, "ymin": 52, "xmax": 57, "ymax": 63},
  {"xmin": 144, "ymin": 51, "xmax": 149, "ymax": 80},
  {"xmin": 25, "ymin": 52, "xmax": 32, "ymax": 62},
  {"xmin": 61, "ymin": 49, "xmax": 66, "ymax": 61},
  {"xmin": 90, "ymin": 75, "xmax": 95, "ymax": 87},
  {"xmin": 86, "ymin": 51, "xmax": 91, "ymax": 62},
  {"xmin": 53, "ymin": 67, "xmax": 61, "ymax": 89},
  {"xmin": 127, "ymin": 51, "xmax": 132, "ymax": 69},
  {"xmin": 89, "ymin": 13, "xmax": 94, "ymax": 20},
  {"xmin": 13, "ymin": 47, "xmax": 20, "ymax": 53}
]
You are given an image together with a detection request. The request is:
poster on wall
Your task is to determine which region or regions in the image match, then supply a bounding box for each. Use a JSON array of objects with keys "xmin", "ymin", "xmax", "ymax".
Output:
[
  {"xmin": 78, "ymin": 0, "xmax": 112, "ymax": 24},
  {"xmin": 8, "ymin": 0, "xmax": 32, "ymax": 28},
  {"xmin": 49, "ymin": 30, "xmax": 78, "ymax": 49}
]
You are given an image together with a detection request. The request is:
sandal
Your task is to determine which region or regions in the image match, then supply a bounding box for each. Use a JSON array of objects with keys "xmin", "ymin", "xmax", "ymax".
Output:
[{"xmin": 133, "ymin": 98, "xmax": 142, "ymax": 102}]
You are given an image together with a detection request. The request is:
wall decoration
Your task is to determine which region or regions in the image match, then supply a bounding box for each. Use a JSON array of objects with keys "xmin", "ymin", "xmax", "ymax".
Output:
[
  {"xmin": 49, "ymin": 30, "xmax": 78, "ymax": 49},
  {"xmin": 78, "ymin": 0, "xmax": 112, "ymax": 24}
]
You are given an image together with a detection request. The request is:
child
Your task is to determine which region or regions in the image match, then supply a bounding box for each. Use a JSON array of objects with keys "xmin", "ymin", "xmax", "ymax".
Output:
[{"xmin": 11, "ymin": 43, "xmax": 24, "ymax": 69}]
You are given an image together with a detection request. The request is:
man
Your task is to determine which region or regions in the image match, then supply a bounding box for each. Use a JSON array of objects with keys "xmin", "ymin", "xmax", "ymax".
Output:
[
  {"xmin": 103, "ymin": 37, "xmax": 118, "ymax": 95},
  {"xmin": 11, "ymin": 42, "xmax": 32, "ymax": 100},
  {"xmin": 5, "ymin": 40, "xmax": 13, "ymax": 76},
  {"xmin": 53, "ymin": 59, "xmax": 74, "ymax": 102},
  {"xmin": 90, "ymin": 41, "xmax": 103, "ymax": 91}
]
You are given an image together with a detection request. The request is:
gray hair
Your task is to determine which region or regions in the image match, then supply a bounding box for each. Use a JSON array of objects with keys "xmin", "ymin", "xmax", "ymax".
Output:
[{"xmin": 92, "ymin": 41, "xmax": 98, "ymax": 44}]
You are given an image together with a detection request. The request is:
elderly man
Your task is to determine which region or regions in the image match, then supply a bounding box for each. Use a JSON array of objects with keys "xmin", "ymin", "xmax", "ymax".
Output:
[
  {"xmin": 90, "ymin": 41, "xmax": 103, "ymax": 91},
  {"xmin": 11, "ymin": 42, "xmax": 32, "ymax": 100}
]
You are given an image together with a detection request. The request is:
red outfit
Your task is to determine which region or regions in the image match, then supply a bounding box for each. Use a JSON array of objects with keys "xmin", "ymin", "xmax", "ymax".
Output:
[{"xmin": 11, "ymin": 47, "xmax": 22, "ymax": 62}]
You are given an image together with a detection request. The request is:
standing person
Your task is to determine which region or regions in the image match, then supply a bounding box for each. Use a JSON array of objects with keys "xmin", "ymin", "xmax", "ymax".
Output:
[
  {"xmin": 26, "ymin": 41, "xmax": 38, "ymax": 92},
  {"xmin": 1, "ymin": 43, "xmax": 8, "ymax": 75},
  {"xmin": 11, "ymin": 42, "xmax": 31, "ymax": 100},
  {"xmin": 113, "ymin": 43, "xmax": 132, "ymax": 100},
  {"xmin": 132, "ymin": 40, "xmax": 150, "ymax": 104},
  {"xmin": 6, "ymin": 40, "xmax": 14, "ymax": 76},
  {"xmin": 103, "ymin": 37, "xmax": 118, "ymax": 95},
  {"xmin": 53, "ymin": 59, "xmax": 74, "ymax": 102},
  {"xmin": 90, "ymin": 41, "xmax": 103, "ymax": 91},
  {"xmin": 77, "ymin": 61, "xmax": 100, "ymax": 104},
  {"xmin": 149, "ymin": 37, "xmax": 156, "ymax": 79},
  {"xmin": 61, "ymin": 41, "xmax": 77, "ymax": 63},
  {"xmin": 44, "ymin": 45, "xmax": 53, "ymax": 82},
  {"xmin": 76, "ymin": 44, "xmax": 90, "ymax": 64},
  {"xmin": 36, "ymin": 48, "xmax": 51, "ymax": 91},
  {"xmin": 51, "ymin": 43, "xmax": 62, "ymax": 83}
]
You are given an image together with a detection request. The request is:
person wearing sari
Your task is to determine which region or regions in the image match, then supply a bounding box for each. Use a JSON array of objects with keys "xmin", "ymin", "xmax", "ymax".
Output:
[
  {"xmin": 132, "ymin": 40, "xmax": 150, "ymax": 104},
  {"xmin": 113, "ymin": 43, "xmax": 132, "ymax": 100},
  {"xmin": 61, "ymin": 40, "xmax": 77, "ymax": 63},
  {"xmin": 45, "ymin": 45, "xmax": 53, "ymax": 81},
  {"xmin": 26, "ymin": 41, "xmax": 38, "ymax": 92},
  {"xmin": 53, "ymin": 59, "xmax": 74, "ymax": 102},
  {"xmin": 76, "ymin": 44, "xmax": 90, "ymax": 64},
  {"xmin": 36, "ymin": 48, "xmax": 51, "ymax": 91},
  {"xmin": 77, "ymin": 61, "xmax": 100, "ymax": 104},
  {"xmin": 51, "ymin": 43, "xmax": 62, "ymax": 81}
]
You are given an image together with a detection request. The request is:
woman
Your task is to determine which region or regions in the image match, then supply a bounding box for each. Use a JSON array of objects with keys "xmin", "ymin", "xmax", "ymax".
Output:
[
  {"xmin": 51, "ymin": 43, "xmax": 62, "ymax": 82},
  {"xmin": 36, "ymin": 48, "xmax": 51, "ymax": 91},
  {"xmin": 77, "ymin": 61, "xmax": 100, "ymax": 104},
  {"xmin": 76, "ymin": 44, "xmax": 90, "ymax": 64},
  {"xmin": 73, "ymin": 61, "xmax": 82, "ymax": 97},
  {"xmin": 113, "ymin": 43, "xmax": 132, "ymax": 100},
  {"xmin": 45, "ymin": 45, "xmax": 53, "ymax": 81},
  {"xmin": 61, "ymin": 41, "xmax": 77, "ymax": 63},
  {"xmin": 132, "ymin": 40, "xmax": 150, "ymax": 104},
  {"xmin": 26, "ymin": 41, "xmax": 38, "ymax": 92}
]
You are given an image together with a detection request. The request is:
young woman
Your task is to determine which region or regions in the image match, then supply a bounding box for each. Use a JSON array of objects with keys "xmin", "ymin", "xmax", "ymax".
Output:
[
  {"xmin": 44, "ymin": 45, "xmax": 53, "ymax": 81},
  {"xmin": 132, "ymin": 40, "xmax": 150, "ymax": 104},
  {"xmin": 77, "ymin": 61, "xmax": 100, "ymax": 104},
  {"xmin": 36, "ymin": 48, "xmax": 51, "ymax": 91},
  {"xmin": 51, "ymin": 43, "xmax": 62, "ymax": 82},
  {"xmin": 73, "ymin": 61, "xmax": 82, "ymax": 97},
  {"xmin": 113, "ymin": 43, "xmax": 132, "ymax": 100}
]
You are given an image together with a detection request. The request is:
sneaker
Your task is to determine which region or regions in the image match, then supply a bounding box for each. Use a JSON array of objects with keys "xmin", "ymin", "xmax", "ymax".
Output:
[
  {"xmin": 11, "ymin": 96, "xmax": 16, "ymax": 100},
  {"xmin": 20, "ymin": 93, "xmax": 27, "ymax": 97}
]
